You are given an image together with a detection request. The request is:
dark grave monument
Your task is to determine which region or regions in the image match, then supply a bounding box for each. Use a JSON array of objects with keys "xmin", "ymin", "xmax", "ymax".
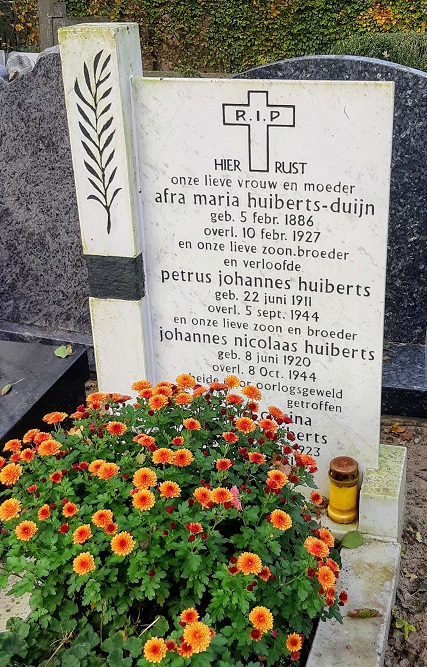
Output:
[{"xmin": 0, "ymin": 341, "xmax": 89, "ymax": 447}]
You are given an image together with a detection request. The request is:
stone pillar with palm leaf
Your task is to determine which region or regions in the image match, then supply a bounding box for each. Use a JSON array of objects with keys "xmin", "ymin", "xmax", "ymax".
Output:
[{"xmin": 59, "ymin": 23, "xmax": 154, "ymax": 393}]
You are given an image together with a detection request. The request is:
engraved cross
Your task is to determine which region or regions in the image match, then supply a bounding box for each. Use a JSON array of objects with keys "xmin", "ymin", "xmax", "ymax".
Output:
[{"xmin": 223, "ymin": 90, "xmax": 295, "ymax": 172}]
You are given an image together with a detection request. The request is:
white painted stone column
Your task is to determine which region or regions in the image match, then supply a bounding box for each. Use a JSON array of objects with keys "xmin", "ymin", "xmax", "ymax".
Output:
[{"xmin": 59, "ymin": 23, "xmax": 154, "ymax": 393}]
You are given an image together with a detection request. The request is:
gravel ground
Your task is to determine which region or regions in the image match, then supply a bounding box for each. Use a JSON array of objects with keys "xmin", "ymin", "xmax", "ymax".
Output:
[{"xmin": 382, "ymin": 415, "xmax": 427, "ymax": 667}]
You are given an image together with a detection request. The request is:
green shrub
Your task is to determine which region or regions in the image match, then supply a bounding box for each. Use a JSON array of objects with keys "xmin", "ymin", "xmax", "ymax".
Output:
[{"xmin": 330, "ymin": 31, "xmax": 427, "ymax": 71}]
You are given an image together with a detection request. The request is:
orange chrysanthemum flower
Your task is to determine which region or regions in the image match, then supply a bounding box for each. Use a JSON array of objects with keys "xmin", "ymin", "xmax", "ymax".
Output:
[
  {"xmin": 241, "ymin": 385, "xmax": 262, "ymax": 401},
  {"xmin": 15, "ymin": 520, "xmax": 37, "ymax": 541},
  {"xmin": 0, "ymin": 463, "xmax": 23, "ymax": 486},
  {"xmin": 183, "ymin": 418, "xmax": 201, "ymax": 431},
  {"xmin": 165, "ymin": 639, "xmax": 177, "ymax": 651},
  {"xmin": 133, "ymin": 467, "xmax": 157, "ymax": 488},
  {"xmin": 249, "ymin": 606, "xmax": 274, "ymax": 632},
  {"xmin": 250, "ymin": 628, "xmax": 263, "ymax": 641},
  {"xmin": 37, "ymin": 504, "xmax": 50, "ymax": 520},
  {"xmin": 174, "ymin": 392, "xmax": 193, "ymax": 405},
  {"xmin": 226, "ymin": 394, "xmax": 244, "ymax": 405},
  {"xmin": 286, "ymin": 633, "xmax": 303, "ymax": 652},
  {"xmin": 326, "ymin": 558, "xmax": 340, "ymax": 574},
  {"xmin": 63, "ymin": 502, "xmax": 78, "ymax": 517},
  {"xmin": 97, "ymin": 462, "xmax": 120, "ymax": 480},
  {"xmin": 20, "ymin": 448, "xmax": 35, "ymax": 462},
  {"xmin": 73, "ymin": 524, "xmax": 92, "ymax": 544},
  {"xmin": 0, "ymin": 498, "xmax": 21, "ymax": 521},
  {"xmin": 188, "ymin": 522, "xmax": 203, "ymax": 534},
  {"xmin": 267, "ymin": 470, "xmax": 288, "ymax": 488},
  {"xmin": 153, "ymin": 384, "xmax": 173, "ymax": 398},
  {"xmin": 235, "ymin": 417, "xmax": 256, "ymax": 434},
  {"xmin": 33, "ymin": 432, "xmax": 50, "ymax": 445},
  {"xmin": 183, "ymin": 622, "xmax": 211, "ymax": 653},
  {"xmin": 180, "ymin": 608, "xmax": 199, "ymax": 624},
  {"xmin": 139, "ymin": 388, "xmax": 154, "ymax": 399},
  {"xmin": 88, "ymin": 460, "xmax": 105, "ymax": 475},
  {"xmin": 193, "ymin": 487, "xmax": 212, "ymax": 507},
  {"xmin": 38, "ymin": 439, "xmax": 61, "ymax": 456},
  {"xmin": 304, "ymin": 536, "xmax": 330, "ymax": 558},
  {"xmin": 131, "ymin": 380, "xmax": 152, "ymax": 391},
  {"xmin": 318, "ymin": 566, "xmax": 336, "ymax": 589},
  {"xmin": 110, "ymin": 393, "xmax": 131, "ymax": 403},
  {"xmin": 211, "ymin": 487, "xmax": 233, "ymax": 504},
  {"xmin": 152, "ymin": 448, "xmax": 174, "ymax": 464},
  {"xmin": 105, "ymin": 421, "xmax": 127, "ymax": 436},
  {"xmin": 0, "ymin": 457, "xmax": 5, "ymax": 468},
  {"xmin": 172, "ymin": 436, "xmax": 184, "ymax": 446},
  {"xmin": 73, "ymin": 552, "xmax": 96, "ymax": 575},
  {"xmin": 143, "ymin": 637, "xmax": 167, "ymax": 663},
  {"xmin": 92, "ymin": 509, "xmax": 114, "ymax": 528},
  {"xmin": 237, "ymin": 552, "xmax": 263, "ymax": 576},
  {"xmin": 3, "ymin": 439, "xmax": 21, "ymax": 452},
  {"xmin": 209, "ymin": 382, "xmax": 227, "ymax": 391},
  {"xmin": 224, "ymin": 375, "xmax": 240, "ymax": 388},
  {"xmin": 176, "ymin": 374, "xmax": 196, "ymax": 389},
  {"xmin": 177, "ymin": 641, "xmax": 193, "ymax": 658},
  {"xmin": 104, "ymin": 521, "xmax": 118, "ymax": 534},
  {"xmin": 258, "ymin": 566, "xmax": 272, "ymax": 581},
  {"xmin": 133, "ymin": 434, "xmax": 156, "ymax": 448},
  {"xmin": 310, "ymin": 490, "xmax": 324, "ymax": 505},
  {"xmin": 248, "ymin": 452, "xmax": 266, "ymax": 464},
  {"xmin": 173, "ymin": 448, "xmax": 194, "ymax": 467},
  {"xmin": 216, "ymin": 458, "xmax": 232, "ymax": 470},
  {"xmin": 132, "ymin": 489, "xmax": 155, "ymax": 511},
  {"xmin": 319, "ymin": 527, "xmax": 335, "ymax": 548},
  {"xmin": 193, "ymin": 385, "xmax": 207, "ymax": 397},
  {"xmin": 148, "ymin": 394, "xmax": 169, "ymax": 410},
  {"xmin": 111, "ymin": 531, "xmax": 135, "ymax": 556},
  {"xmin": 222, "ymin": 431, "xmax": 239, "ymax": 443},
  {"xmin": 298, "ymin": 454, "xmax": 317, "ymax": 470},
  {"xmin": 87, "ymin": 392, "xmax": 108, "ymax": 405},
  {"xmin": 268, "ymin": 405, "xmax": 286, "ymax": 420},
  {"xmin": 49, "ymin": 471, "xmax": 63, "ymax": 483},
  {"xmin": 258, "ymin": 418, "xmax": 277, "ymax": 432},
  {"xmin": 22, "ymin": 429, "xmax": 40, "ymax": 444},
  {"xmin": 42, "ymin": 411, "xmax": 68, "ymax": 424},
  {"xmin": 158, "ymin": 481, "xmax": 181, "ymax": 498},
  {"xmin": 270, "ymin": 509, "xmax": 292, "ymax": 531}
]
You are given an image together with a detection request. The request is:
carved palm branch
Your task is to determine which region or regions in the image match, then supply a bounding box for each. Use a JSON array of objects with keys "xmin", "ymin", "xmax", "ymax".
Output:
[{"xmin": 74, "ymin": 50, "xmax": 121, "ymax": 234}]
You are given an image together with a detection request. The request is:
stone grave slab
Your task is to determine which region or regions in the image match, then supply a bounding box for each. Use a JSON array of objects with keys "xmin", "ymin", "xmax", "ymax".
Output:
[
  {"xmin": 59, "ymin": 24, "xmax": 394, "ymax": 496},
  {"xmin": 0, "ymin": 340, "xmax": 89, "ymax": 447}
]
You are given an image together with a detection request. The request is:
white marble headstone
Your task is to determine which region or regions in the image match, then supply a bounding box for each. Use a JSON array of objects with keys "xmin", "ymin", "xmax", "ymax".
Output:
[{"xmin": 132, "ymin": 77, "xmax": 393, "ymax": 494}]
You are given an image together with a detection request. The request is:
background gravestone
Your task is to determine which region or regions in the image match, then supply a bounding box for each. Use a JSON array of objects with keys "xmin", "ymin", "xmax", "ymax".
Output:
[{"xmin": 0, "ymin": 51, "xmax": 92, "ymax": 358}]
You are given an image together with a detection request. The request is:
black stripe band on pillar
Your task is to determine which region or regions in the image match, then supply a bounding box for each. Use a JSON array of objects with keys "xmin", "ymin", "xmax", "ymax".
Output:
[{"xmin": 85, "ymin": 253, "xmax": 145, "ymax": 301}]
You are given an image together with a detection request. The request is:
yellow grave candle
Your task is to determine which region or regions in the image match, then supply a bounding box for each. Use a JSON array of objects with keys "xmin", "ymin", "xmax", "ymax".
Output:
[{"xmin": 327, "ymin": 456, "xmax": 359, "ymax": 524}]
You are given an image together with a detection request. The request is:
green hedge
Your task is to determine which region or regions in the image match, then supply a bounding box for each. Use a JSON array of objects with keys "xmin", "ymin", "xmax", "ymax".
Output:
[
  {"xmin": 330, "ymin": 31, "xmax": 427, "ymax": 70},
  {"xmin": 6, "ymin": 0, "xmax": 427, "ymax": 72}
]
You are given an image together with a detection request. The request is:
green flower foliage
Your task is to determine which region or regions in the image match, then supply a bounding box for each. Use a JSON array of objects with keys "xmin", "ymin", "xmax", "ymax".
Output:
[{"xmin": 0, "ymin": 375, "xmax": 344, "ymax": 665}]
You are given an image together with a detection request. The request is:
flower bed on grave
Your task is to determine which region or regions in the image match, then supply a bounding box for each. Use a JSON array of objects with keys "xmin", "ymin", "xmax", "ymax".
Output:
[{"xmin": 0, "ymin": 375, "xmax": 347, "ymax": 666}]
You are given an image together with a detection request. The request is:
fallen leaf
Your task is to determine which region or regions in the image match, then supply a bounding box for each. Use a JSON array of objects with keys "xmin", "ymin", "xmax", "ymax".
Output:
[
  {"xmin": 349, "ymin": 609, "xmax": 380, "ymax": 620},
  {"xmin": 54, "ymin": 345, "xmax": 73, "ymax": 358},
  {"xmin": 402, "ymin": 568, "xmax": 417, "ymax": 581},
  {"xmin": 341, "ymin": 530, "xmax": 363, "ymax": 549},
  {"xmin": 390, "ymin": 422, "xmax": 406, "ymax": 434},
  {"xmin": 383, "ymin": 355, "xmax": 391, "ymax": 361},
  {"xmin": 1, "ymin": 384, "xmax": 12, "ymax": 395},
  {"xmin": 415, "ymin": 532, "xmax": 423, "ymax": 543},
  {"xmin": 395, "ymin": 617, "xmax": 416, "ymax": 640},
  {"xmin": 401, "ymin": 431, "xmax": 415, "ymax": 441}
]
